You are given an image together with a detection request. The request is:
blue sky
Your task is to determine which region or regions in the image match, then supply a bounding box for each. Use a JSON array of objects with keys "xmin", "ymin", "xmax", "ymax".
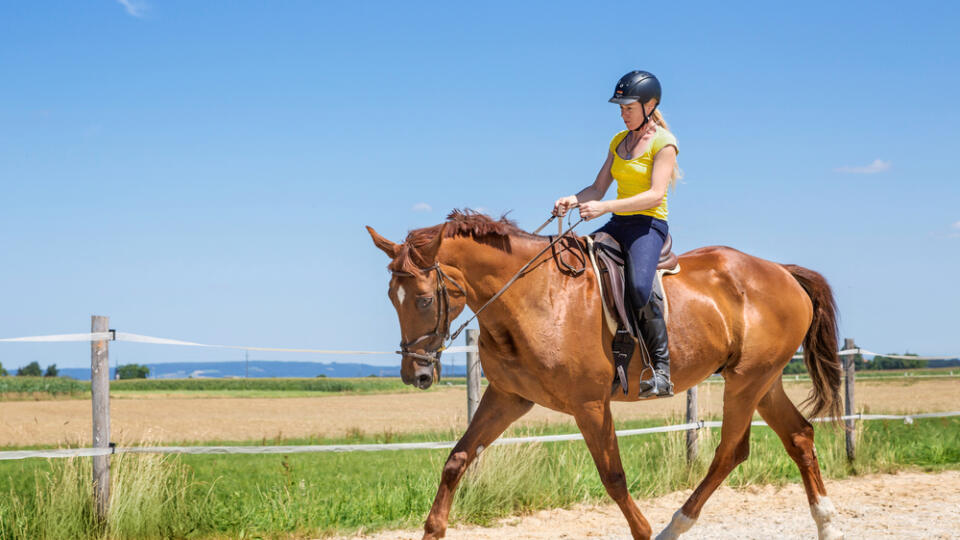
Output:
[{"xmin": 1, "ymin": 1, "xmax": 958, "ymax": 370}]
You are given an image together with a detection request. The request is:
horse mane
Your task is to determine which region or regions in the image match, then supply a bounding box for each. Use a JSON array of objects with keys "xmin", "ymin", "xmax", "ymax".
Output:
[{"xmin": 388, "ymin": 209, "xmax": 539, "ymax": 273}]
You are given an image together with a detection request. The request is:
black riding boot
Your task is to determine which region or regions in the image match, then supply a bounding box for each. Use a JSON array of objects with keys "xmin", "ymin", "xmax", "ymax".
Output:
[{"xmin": 637, "ymin": 295, "xmax": 674, "ymax": 397}]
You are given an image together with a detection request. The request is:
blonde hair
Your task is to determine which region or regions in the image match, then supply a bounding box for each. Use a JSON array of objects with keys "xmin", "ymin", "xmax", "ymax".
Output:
[{"xmin": 651, "ymin": 108, "xmax": 684, "ymax": 189}]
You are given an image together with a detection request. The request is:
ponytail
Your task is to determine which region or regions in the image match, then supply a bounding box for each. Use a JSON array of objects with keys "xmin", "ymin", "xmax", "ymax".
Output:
[{"xmin": 651, "ymin": 108, "xmax": 683, "ymax": 189}]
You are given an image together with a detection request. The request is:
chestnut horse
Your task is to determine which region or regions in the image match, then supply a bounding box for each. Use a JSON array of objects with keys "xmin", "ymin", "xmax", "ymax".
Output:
[{"xmin": 367, "ymin": 210, "xmax": 844, "ymax": 540}]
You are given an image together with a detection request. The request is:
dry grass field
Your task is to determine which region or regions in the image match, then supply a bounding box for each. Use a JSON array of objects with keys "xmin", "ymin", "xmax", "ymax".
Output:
[{"xmin": 1, "ymin": 378, "xmax": 957, "ymax": 447}]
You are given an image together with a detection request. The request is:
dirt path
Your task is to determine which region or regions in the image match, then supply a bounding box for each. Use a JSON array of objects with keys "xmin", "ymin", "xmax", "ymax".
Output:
[
  {"xmin": 1, "ymin": 378, "xmax": 957, "ymax": 446},
  {"xmin": 336, "ymin": 470, "xmax": 960, "ymax": 539}
]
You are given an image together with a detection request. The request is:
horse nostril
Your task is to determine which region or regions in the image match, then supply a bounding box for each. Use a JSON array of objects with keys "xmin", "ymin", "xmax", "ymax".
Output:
[{"xmin": 417, "ymin": 374, "xmax": 432, "ymax": 387}]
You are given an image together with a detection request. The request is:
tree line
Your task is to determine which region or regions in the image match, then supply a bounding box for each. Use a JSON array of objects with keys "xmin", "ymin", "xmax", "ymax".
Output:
[
  {"xmin": 0, "ymin": 361, "xmax": 59, "ymax": 377},
  {"xmin": 783, "ymin": 352, "xmax": 939, "ymax": 374},
  {"xmin": 0, "ymin": 361, "xmax": 151, "ymax": 379}
]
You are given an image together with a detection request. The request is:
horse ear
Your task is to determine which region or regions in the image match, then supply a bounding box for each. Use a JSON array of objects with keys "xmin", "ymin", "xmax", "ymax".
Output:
[
  {"xmin": 417, "ymin": 223, "xmax": 447, "ymax": 264},
  {"xmin": 366, "ymin": 226, "xmax": 401, "ymax": 258}
]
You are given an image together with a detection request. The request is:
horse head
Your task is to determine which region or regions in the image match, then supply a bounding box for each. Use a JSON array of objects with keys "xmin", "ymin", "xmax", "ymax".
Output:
[{"xmin": 366, "ymin": 224, "xmax": 468, "ymax": 390}]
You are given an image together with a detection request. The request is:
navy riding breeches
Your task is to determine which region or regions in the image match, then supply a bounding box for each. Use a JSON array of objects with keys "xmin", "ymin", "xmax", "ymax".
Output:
[{"xmin": 593, "ymin": 213, "xmax": 668, "ymax": 308}]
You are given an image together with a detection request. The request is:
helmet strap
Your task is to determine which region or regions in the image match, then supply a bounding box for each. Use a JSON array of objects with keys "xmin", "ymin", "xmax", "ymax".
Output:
[{"xmin": 631, "ymin": 102, "xmax": 659, "ymax": 132}]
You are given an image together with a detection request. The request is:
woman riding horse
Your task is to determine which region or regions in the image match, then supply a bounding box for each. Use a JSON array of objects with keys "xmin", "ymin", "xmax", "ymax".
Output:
[
  {"xmin": 367, "ymin": 70, "xmax": 845, "ymax": 540},
  {"xmin": 554, "ymin": 70, "xmax": 680, "ymax": 397}
]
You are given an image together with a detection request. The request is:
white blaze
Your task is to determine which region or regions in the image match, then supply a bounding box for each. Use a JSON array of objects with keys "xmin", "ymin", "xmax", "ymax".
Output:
[{"xmin": 397, "ymin": 286, "xmax": 406, "ymax": 305}]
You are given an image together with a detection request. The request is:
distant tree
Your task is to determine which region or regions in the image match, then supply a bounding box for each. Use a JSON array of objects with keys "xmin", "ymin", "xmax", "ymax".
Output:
[
  {"xmin": 117, "ymin": 364, "xmax": 150, "ymax": 379},
  {"xmin": 16, "ymin": 361, "xmax": 43, "ymax": 377},
  {"xmin": 0, "ymin": 361, "xmax": 7, "ymax": 376},
  {"xmin": 870, "ymin": 352, "xmax": 923, "ymax": 370},
  {"xmin": 316, "ymin": 374, "xmax": 327, "ymax": 378},
  {"xmin": 44, "ymin": 364, "xmax": 59, "ymax": 377}
]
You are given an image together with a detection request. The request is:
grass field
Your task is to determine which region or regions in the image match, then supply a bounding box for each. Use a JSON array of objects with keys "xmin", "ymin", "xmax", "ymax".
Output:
[
  {"xmin": 0, "ymin": 376, "xmax": 469, "ymax": 401},
  {"xmin": 1, "ymin": 416, "xmax": 957, "ymax": 540}
]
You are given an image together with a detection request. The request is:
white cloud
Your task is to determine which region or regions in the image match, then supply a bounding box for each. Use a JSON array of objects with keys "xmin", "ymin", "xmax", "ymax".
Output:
[
  {"xmin": 116, "ymin": 0, "xmax": 148, "ymax": 18},
  {"xmin": 834, "ymin": 159, "xmax": 891, "ymax": 174},
  {"xmin": 411, "ymin": 202, "xmax": 432, "ymax": 212},
  {"xmin": 952, "ymin": 221, "xmax": 960, "ymax": 230}
]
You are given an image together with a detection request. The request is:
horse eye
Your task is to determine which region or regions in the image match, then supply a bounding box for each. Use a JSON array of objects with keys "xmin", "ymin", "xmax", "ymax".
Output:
[{"xmin": 416, "ymin": 296, "xmax": 434, "ymax": 310}]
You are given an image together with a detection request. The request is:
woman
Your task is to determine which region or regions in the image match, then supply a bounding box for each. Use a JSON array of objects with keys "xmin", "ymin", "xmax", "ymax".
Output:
[{"xmin": 553, "ymin": 70, "xmax": 681, "ymax": 397}]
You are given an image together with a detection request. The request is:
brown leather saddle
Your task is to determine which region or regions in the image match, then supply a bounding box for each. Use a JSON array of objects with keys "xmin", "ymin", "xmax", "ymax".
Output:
[{"xmin": 586, "ymin": 232, "xmax": 680, "ymax": 395}]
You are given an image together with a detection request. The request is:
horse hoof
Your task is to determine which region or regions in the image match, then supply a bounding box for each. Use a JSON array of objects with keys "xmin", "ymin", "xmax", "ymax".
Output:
[{"xmin": 655, "ymin": 509, "xmax": 695, "ymax": 540}]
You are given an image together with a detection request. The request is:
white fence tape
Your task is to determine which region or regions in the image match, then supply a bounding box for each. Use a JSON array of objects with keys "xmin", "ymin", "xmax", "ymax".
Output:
[
  {"xmin": 0, "ymin": 331, "xmax": 480, "ymax": 356},
  {"xmin": 792, "ymin": 348, "xmax": 958, "ymax": 361},
  {"xmin": 0, "ymin": 332, "xmax": 114, "ymax": 343},
  {"xmin": 3, "ymin": 411, "xmax": 957, "ymax": 462},
  {"xmin": 0, "ymin": 330, "xmax": 952, "ymax": 361}
]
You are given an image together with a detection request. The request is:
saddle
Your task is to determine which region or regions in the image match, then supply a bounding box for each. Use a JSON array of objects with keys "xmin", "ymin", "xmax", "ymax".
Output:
[{"xmin": 585, "ymin": 232, "xmax": 680, "ymax": 395}]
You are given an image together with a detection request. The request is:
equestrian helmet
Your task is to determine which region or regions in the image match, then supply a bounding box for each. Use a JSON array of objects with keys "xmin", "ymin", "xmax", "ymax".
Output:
[{"xmin": 609, "ymin": 71, "xmax": 662, "ymax": 105}]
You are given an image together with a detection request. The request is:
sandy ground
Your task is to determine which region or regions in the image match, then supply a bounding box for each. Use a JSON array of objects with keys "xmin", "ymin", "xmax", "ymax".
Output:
[
  {"xmin": 334, "ymin": 470, "xmax": 960, "ymax": 540},
  {"xmin": 1, "ymin": 379, "xmax": 957, "ymax": 446}
]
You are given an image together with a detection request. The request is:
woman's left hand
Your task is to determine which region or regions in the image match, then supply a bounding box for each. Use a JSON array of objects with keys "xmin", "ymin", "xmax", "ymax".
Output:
[{"xmin": 578, "ymin": 200, "xmax": 608, "ymax": 221}]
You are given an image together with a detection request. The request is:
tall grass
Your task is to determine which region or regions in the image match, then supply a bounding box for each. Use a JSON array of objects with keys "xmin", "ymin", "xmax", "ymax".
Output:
[
  {"xmin": 0, "ymin": 450, "xmax": 202, "ymax": 540},
  {"xmin": 1, "ymin": 417, "xmax": 957, "ymax": 539}
]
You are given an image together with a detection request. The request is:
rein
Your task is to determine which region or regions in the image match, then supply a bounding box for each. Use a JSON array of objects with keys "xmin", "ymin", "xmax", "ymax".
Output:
[{"xmin": 394, "ymin": 208, "xmax": 585, "ymax": 376}]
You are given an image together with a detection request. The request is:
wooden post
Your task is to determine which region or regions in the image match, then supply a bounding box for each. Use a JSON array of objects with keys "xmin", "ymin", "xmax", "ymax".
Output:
[
  {"xmin": 91, "ymin": 315, "xmax": 111, "ymax": 523},
  {"xmin": 843, "ymin": 337, "xmax": 856, "ymax": 462},
  {"xmin": 685, "ymin": 386, "xmax": 699, "ymax": 463},
  {"xmin": 466, "ymin": 329, "xmax": 481, "ymax": 424}
]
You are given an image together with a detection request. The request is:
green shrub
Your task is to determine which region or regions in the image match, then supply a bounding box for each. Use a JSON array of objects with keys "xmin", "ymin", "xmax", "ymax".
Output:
[
  {"xmin": 15, "ymin": 362, "xmax": 42, "ymax": 377},
  {"xmin": 116, "ymin": 364, "xmax": 149, "ymax": 380}
]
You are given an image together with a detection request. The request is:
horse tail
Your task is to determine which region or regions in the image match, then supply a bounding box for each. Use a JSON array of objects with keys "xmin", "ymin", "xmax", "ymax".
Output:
[{"xmin": 782, "ymin": 264, "xmax": 844, "ymax": 424}]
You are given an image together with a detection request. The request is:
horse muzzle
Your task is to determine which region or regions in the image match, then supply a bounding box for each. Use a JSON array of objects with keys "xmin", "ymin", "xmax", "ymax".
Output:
[{"xmin": 398, "ymin": 350, "xmax": 440, "ymax": 389}]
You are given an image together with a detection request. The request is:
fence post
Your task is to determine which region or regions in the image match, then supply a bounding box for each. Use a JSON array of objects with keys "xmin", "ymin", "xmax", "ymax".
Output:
[
  {"xmin": 466, "ymin": 329, "xmax": 481, "ymax": 424},
  {"xmin": 843, "ymin": 337, "xmax": 856, "ymax": 462},
  {"xmin": 685, "ymin": 386, "xmax": 698, "ymax": 463},
  {"xmin": 91, "ymin": 315, "xmax": 111, "ymax": 523}
]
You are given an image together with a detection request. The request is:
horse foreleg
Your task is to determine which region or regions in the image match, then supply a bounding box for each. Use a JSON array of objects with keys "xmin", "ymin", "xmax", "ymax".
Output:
[
  {"xmin": 657, "ymin": 379, "xmax": 765, "ymax": 540},
  {"xmin": 574, "ymin": 399, "xmax": 653, "ymax": 540},
  {"xmin": 757, "ymin": 380, "xmax": 844, "ymax": 540},
  {"xmin": 422, "ymin": 386, "xmax": 533, "ymax": 540}
]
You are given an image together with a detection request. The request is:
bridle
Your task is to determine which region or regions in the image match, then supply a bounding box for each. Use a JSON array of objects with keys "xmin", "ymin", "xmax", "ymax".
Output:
[
  {"xmin": 393, "ymin": 208, "xmax": 585, "ymax": 382},
  {"xmin": 393, "ymin": 263, "xmax": 465, "ymax": 381}
]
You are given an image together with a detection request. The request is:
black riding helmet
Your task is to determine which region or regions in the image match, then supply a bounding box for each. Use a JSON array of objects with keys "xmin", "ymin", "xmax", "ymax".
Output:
[{"xmin": 609, "ymin": 71, "xmax": 661, "ymax": 131}]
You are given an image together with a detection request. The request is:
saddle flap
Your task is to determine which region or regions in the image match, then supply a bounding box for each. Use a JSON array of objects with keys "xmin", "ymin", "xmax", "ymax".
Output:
[{"xmin": 591, "ymin": 235, "xmax": 635, "ymax": 338}]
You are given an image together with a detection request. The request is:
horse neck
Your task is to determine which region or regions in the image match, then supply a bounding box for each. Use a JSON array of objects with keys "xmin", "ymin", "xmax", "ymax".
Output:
[{"xmin": 438, "ymin": 234, "xmax": 548, "ymax": 312}]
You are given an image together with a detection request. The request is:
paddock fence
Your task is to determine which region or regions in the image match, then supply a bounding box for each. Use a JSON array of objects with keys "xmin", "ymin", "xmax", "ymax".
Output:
[{"xmin": 2, "ymin": 316, "xmax": 958, "ymax": 522}]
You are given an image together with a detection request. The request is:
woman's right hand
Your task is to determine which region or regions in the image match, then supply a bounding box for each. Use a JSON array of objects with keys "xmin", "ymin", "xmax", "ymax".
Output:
[{"xmin": 553, "ymin": 195, "xmax": 579, "ymax": 217}]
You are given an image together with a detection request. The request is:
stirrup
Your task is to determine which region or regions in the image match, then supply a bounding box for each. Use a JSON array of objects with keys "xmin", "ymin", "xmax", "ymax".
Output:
[{"xmin": 638, "ymin": 370, "xmax": 674, "ymax": 398}]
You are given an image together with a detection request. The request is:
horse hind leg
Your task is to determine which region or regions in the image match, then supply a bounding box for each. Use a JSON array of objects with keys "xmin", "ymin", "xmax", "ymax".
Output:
[
  {"xmin": 574, "ymin": 399, "xmax": 653, "ymax": 540},
  {"xmin": 422, "ymin": 386, "xmax": 533, "ymax": 540},
  {"xmin": 756, "ymin": 380, "xmax": 844, "ymax": 540},
  {"xmin": 656, "ymin": 376, "xmax": 766, "ymax": 540}
]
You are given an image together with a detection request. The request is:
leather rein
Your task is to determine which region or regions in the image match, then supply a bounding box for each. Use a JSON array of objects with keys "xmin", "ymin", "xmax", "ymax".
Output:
[{"xmin": 393, "ymin": 208, "xmax": 584, "ymax": 379}]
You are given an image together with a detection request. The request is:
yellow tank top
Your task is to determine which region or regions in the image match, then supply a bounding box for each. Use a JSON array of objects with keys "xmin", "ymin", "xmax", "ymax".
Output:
[{"xmin": 608, "ymin": 126, "xmax": 679, "ymax": 220}]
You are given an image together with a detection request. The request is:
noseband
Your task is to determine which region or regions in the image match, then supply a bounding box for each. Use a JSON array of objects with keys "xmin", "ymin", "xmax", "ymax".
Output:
[{"xmin": 393, "ymin": 263, "xmax": 466, "ymax": 381}]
